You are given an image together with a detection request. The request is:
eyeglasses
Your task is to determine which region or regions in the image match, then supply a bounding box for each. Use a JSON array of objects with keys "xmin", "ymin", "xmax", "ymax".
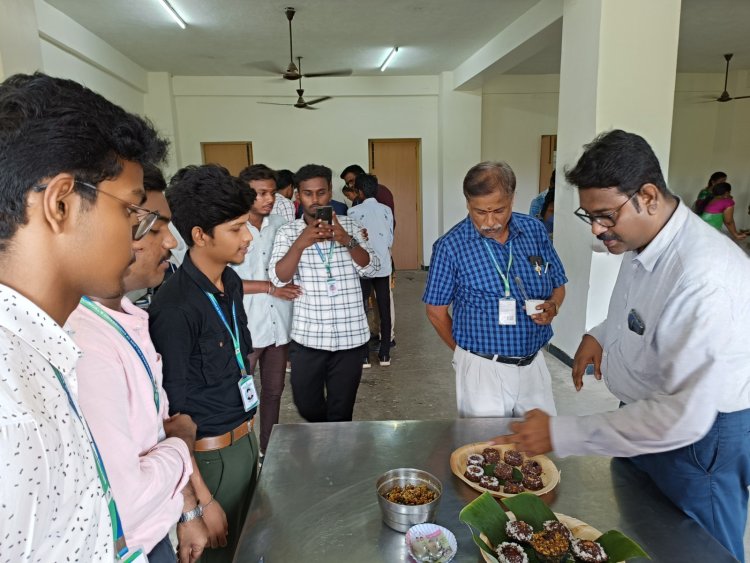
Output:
[
  {"xmin": 33, "ymin": 180, "xmax": 162, "ymax": 241},
  {"xmin": 573, "ymin": 190, "xmax": 639, "ymax": 227}
]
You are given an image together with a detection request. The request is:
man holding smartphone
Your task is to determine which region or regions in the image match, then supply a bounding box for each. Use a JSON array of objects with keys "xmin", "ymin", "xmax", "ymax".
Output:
[{"xmin": 270, "ymin": 164, "xmax": 380, "ymax": 423}]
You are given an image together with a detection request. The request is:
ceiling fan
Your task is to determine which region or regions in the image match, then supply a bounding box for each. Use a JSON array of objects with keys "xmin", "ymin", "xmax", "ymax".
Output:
[
  {"xmin": 712, "ymin": 53, "xmax": 750, "ymax": 102},
  {"xmin": 258, "ymin": 7, "xmax": 352, "ymax": 81},
  {"xmin": 258, "ymin": 57, "xmax": 332, "ymax": 110}
]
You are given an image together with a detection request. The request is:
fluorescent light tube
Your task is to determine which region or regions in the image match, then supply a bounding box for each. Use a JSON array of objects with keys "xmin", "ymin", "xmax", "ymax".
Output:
[
  {"xmin": 380, "ymin": 47, "xmax": 399, "ymax": 72},
  {"xmin": 157, "ymin": 0, "xmax": 186, "ymax": 29}
]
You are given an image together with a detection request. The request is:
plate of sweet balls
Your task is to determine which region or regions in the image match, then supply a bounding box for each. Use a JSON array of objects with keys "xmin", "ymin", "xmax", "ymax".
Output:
[{"xmin": 450, "ymin": 442, "xmax": 560, "ymax": 498}]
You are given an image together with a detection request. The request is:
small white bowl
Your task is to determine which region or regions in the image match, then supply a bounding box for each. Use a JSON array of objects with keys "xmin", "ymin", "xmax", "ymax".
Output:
[{"xmin": 405, "ymin": 523, "xmax": 457, "ymax": 563}]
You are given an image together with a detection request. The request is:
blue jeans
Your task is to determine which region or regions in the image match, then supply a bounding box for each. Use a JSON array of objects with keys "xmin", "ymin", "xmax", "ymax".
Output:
[
  {"xmin": 147, "ymin": 535, "xmax": 176, "ymax": 563},
  {"xmin": 627, "ymin": 408, "xmax": 750, "ymax": 562}
]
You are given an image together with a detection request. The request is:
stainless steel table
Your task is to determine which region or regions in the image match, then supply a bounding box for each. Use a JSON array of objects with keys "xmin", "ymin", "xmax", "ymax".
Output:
[{"xmin": 234, "ymin": 419, "xmax": 737, "ymax": 562}]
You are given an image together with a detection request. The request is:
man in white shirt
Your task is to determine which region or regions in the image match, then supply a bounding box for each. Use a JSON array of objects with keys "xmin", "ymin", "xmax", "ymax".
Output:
[
  {"xmin": 269, "ymin": 164, "xmax": 379, "ymax": 422},
  {"xmin": 235, "ymin": 164, "xmax": 301, "ymax": 454},
  {"xmin": 270, "ymin": 168, "xmax": 296, "ymax": 223},
  {"xmin": 0, "ymin": 72, "xmax": 168, "ymax": 561},
  {"xmin": 494, "ymin": 130, "xmax": 750, "ymax": 561},
  {"xmin": 347, "ymin": 173, "xmax": 394, "ymax": 367}
]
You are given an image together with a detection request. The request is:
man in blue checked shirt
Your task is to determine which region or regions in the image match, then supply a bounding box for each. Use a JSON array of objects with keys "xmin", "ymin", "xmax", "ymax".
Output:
[{"xmin": 424, "ymin": 161, "xmax": 567, "ymax": 418}]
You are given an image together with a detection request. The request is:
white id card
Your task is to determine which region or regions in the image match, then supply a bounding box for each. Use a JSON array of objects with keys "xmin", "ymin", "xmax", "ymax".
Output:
[
  {"xmin": 326, "ymin": 277, "xmax": 340, "ymax": 297},
  {"xmin": 498, "ymin": 298, "xmax": 517, "ymax": 325},
  {"xmin": 238, "ymin": 375, "xmax": 259, "ymax": 412}
]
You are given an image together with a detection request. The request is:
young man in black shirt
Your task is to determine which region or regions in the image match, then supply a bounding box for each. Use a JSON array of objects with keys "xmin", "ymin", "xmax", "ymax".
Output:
[{"xmin": 149, "ymin": 164, "xmax": 256, "ymax": 563}]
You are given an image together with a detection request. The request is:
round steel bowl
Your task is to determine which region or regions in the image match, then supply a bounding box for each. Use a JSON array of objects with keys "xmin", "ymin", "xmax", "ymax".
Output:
[{"xmin": 376, "ymin": 468, "xmax": 442, "ymax": 533}]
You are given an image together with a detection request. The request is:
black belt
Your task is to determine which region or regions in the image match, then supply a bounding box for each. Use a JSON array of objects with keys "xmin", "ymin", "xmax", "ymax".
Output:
[{"xmin": 468, "ymin": 350, "xmax": 537, "ymax": 366}]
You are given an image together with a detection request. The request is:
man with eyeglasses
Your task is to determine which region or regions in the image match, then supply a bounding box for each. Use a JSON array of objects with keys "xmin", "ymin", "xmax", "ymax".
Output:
[
  {"xmin": 493, "ymin": 130, "xmax": 750, "ymax": 561},
  {"xmin": 424, "ymin": 161, "xmax": 567, "ymax": 419},
  {"xmin": 67, "ymin": 164, "xmax": 208, "ymax": 563},
  {"xmin": 0, "ymin": 73, "xmax": 168, "ymax": 561}
]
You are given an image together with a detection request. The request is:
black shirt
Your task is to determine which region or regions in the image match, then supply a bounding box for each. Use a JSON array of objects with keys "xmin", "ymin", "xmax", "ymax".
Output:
[{"xmin": 149, "ymin": 252, "xmax": 255, "ymax": 439}]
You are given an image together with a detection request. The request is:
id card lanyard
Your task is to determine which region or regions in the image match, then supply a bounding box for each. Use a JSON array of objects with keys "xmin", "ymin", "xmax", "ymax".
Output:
[
  {"xmin": 204, "ymin": 292, "xmax": 259, "ymax": 412},
  {"xmin": 50, "ymin": 365, "xmax": 144, "ymax": 562},
  {"xmin": 482, "ymin": 239, "xmax": 516, "ymax": 325},
  {"xmin": 80, "ymin": 297, "xmax": 159, "ymax": 414},
  {"xmin": 314, "ymin": 241, "xmax": 339, "ymax": 297}
]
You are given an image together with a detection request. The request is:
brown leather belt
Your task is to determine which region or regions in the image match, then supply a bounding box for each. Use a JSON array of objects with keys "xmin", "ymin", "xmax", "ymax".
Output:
[{"xmin": 195, "ymin": 418, "xmax": 254, "ymax": 452}]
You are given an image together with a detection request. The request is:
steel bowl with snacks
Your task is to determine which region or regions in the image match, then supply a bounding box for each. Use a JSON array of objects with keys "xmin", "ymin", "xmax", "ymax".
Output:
[{"xmin": 376, "ymin": 468, "xmax": 443, "ymax": 533}]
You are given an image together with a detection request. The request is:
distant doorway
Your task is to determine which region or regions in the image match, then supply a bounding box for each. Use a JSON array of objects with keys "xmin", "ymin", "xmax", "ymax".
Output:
[
  {"xmin": 368, "ymin": 139, "xmax": 421, "ymax": 269},
  {"xmin": 539, "ymin": 135, "xmax": 557, "ymax": 192},
  {"xmin": 201, "ymin": 142, "xmax": 253, "ymax": 176}
]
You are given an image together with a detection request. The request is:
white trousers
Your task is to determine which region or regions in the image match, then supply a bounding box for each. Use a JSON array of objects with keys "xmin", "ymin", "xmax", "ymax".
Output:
[{"xmin": 453, "ymin": 345, "xmax": 557, "ymax": 418}]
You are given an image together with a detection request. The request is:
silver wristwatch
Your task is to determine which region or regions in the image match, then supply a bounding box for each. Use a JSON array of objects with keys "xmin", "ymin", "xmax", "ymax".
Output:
[
  {"xmin": 346, "ymin": 236, "xmax": 360, "ymax": 250},
  {"xmin": 178, "ymin": 504, "xmax": 203, "ymax": 524}
]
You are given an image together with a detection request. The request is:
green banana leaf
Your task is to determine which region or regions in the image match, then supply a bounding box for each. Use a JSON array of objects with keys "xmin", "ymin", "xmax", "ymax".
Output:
[
  {"xmin": 596, "ymin": 530, "xmax": 651, "ymax": 560},
  {"xmin": 502, "ymin": 492, "xmax": 558, "ymax": 531}
]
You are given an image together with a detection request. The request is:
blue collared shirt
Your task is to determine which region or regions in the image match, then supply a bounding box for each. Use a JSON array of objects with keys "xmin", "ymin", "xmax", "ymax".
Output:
[{"xmin": 423, "ymin": 213, "xmax": 567, "ymax": 356}]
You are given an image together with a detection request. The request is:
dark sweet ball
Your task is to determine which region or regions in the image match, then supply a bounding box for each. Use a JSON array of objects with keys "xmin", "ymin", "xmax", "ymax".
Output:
[
  {"xmin": 504, "ymin": 449, "xmax": 524, "ymax": 466},
  {"xmin": 494, "ymin": 462, "xmax": 515, "ymax": 481},
  {"xmin": 506, "ymin": 520, "xmax": 534, "ymax": 543},
  {"xmin": 480, "ymin": 475, "xmax": 501, "ymax": 491},
  {"xmin": 503, "ymin": 481, "xmax": 525, "ymax": 494},
  {"xmin": 482, "ymin": 447, "xmax": 501, "ymax": 464},
  {"xmin": 496, "ymin": 541, "xmax": 529, "ymax": 563},
  {"xmin": 467, "ymin": 453, "xmax": 485, "ymax": 466},
  {"xmin": 571, "ymin": 539, "xmax": 609, "ymax": 563},
  {"xmin": 464, "ymin": 465, "xmax": 484, "ymax": 482},
  {"xmin": 543, "ymin": 520, "xmax": 573, "ymax": 541},
  {"xmin": 522, "ymin": 473, "xmax": 544, "ymax": 491},
  {"xmin": 521, "ymin": 459, "xmax": 543, "ymax": 476}
]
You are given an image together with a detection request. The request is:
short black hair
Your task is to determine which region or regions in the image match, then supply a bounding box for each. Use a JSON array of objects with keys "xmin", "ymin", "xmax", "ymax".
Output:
[
  {"xmin": 275, "ymin": 169, "xmax": 294, "ymax": 190},
  {"xmin": 0, "ymin": 72, "xmax": 168, "ymax": 251},
  {"xmin": 709, "ymin": 171, "xmax": 727, "ymax": 184},
  {"xmin": 238, "ymin": 163, "xmax": 276, "ymax": 184},
  {"xmin": 565, "ymin": 129, "xmax": 670, "ymax": 196},
  {"xmin": 355, "ymin": 173, "xmax": 379, "ymax": 199},
  {"xmin": 463, "ymin": 162, "xmax": 516, "ymax": 199},
  {"xmin": 340, "ymin": 164, "xmax": 366, "ymax": 179},
  {"xmin": 342, "ymin": 185, "xmax": 357, "ymax": 194},
  {"xmin": 143, "ymin": 164, "xmax": 167, "ymax": 193},
  {"xmin": 712, "ymin": 182, "xmax": 731, "ymax": 196},
  {"xmin": 296, "ymin": 164, "xmax": 332, "ymax": 186},
  {"xmin": 167, "ymin": 164, "xmax": 255, "ymax": 247}
]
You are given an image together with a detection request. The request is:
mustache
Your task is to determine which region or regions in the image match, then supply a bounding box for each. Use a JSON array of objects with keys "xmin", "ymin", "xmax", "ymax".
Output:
[
  {"xmin": 597, "ymin": 232, "xmax": 621, "ymax": 242},
  {"xmin": 480, "ymin": 224, "xmax": 504, "ymax": 233}
]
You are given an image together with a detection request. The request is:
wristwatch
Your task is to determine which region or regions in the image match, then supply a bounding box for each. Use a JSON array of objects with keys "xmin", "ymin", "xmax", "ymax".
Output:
[
  {"xmin": 346, "ymin": 236, "xmax": 360, "ymax": 250},
  {"xmin": 178, "ymin": 504, "xmax": 203, "ymax": 524}
]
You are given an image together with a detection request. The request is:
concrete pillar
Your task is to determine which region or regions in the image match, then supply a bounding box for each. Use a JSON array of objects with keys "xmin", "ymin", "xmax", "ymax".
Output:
[
  {"xmin": 552, "ymin": 0, "xmax": 681, "ymax": 357},
  {"xmin": 437, "ymin": 71, "xmax": 482, "ymax": 235},
  {"xmin": 0, "ymin": 0, "xmax": 42, "ymax": 80}
]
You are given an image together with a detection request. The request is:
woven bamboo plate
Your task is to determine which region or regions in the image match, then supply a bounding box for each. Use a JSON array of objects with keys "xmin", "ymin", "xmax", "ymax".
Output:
[{"xmin": 450, "ymin": 442, "xmax": 560, "ymax": 498}]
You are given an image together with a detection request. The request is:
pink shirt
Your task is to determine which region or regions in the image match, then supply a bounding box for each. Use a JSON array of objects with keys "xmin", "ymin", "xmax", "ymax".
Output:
[
  {"xmin": 66, "ymin": 297, "xmax": 192, "ymax": 552},
  {"xmin": 703, "ymin": 196, "xmax": 734, "ymax": 214}
]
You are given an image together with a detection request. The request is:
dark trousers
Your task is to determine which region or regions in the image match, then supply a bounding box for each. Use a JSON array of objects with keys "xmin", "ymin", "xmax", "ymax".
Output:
[
  {"xmin": 627, "ymin": 408, "xmax": 750, "ymax": 562},
  {"xmin": 147, "ymin": 535, "xmax": 175, "ymax": 563},
  {"xmin": 194, "ymin": 432, "xmax": 259, "ymax": 563},
  {"xmin": 361, "ymin": 276, "xmax": 392, "ymax": 357},
  {"xmin": 289, "ymin": 341, "xmax": 364, "ymax": 422},
  {"xmin": 248, "ymin": 343, "xmax": 289, "ymax": 453}
]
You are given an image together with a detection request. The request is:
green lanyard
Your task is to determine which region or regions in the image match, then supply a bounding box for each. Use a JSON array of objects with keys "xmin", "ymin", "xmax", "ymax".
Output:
[
  {"xmin": 80, "ymin": 297, "xmax": 160, "ymax": 413},
  {"xmin": 205, "ymin": 292, "xmax": 248, "ymax": 377},
  {"xmin": 482, "ymin": 239, "xmax": 513, "ymax": 297},
  {"xmin": 314, "ymin": 241, "xmax": 336, "ymax": 279},
  {"xmin": 50, "ymin": 364, "xmax": 128, "ymax": 559}
]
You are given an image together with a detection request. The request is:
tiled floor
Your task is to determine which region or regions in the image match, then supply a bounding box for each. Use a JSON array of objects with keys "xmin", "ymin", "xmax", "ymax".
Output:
[{"xmin": 274, "ymin": 269, "xmax": 750, "ymax": 560}]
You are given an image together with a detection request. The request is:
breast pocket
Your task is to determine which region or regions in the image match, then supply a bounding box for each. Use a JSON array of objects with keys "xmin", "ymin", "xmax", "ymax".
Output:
[{"xmin": 198, "ymin": 330, "xmax": 234, "ymax": 384}]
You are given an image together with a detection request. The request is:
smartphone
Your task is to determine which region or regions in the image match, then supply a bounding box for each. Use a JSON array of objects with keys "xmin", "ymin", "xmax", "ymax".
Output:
[{"xmin": 315, "ymin": 205, "xmax": 333, "ymax": 224}]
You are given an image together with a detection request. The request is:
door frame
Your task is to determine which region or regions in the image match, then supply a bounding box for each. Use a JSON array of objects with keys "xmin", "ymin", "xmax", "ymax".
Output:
[
  {"xmin": 200, "ymin": 141, "xmax": 254, "ymax": 168},
  {"xmin": 368, "ymin": 138, "xmax": 423, "ymax": 268}
]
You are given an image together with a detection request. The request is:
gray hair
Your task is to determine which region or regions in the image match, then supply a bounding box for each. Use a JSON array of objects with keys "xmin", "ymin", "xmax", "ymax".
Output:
[{"xmin": 463, "ymin": 161, "xmax": 516, "ymax": 199}]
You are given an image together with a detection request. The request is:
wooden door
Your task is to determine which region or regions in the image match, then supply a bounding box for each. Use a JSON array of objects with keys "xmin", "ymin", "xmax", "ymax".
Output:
[
  {"xmin": 369, "ymin": 139, "xmax": 421, "ymax": 269},
  {"xmin": 201, "ymin": 142, "xmax": 253, "ymax": 176},
  {"xmin": 539, "ymin": 135, "xmax": 557, "ymax": 192}
]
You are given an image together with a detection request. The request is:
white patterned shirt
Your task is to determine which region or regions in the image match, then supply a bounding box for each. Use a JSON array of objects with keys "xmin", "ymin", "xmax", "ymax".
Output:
[
  {"xmin": 271, "ymin": 193, "xmax": 295, "ymax": 223},
  {"xmin": 552, "ymin": 202, "xmax": 750, "ymax": 457},
  {"xmin": 231, "ymin": 215, "xmax": 293, "ymax": 348},
  {"xmin": 0, "ymin": 284, "xmax": 112, "ymax": 561},
  {"xmin": 269, "ymin": 216, "xmax": 380, "ymax": 351},
  {"xmin": 347, "ymin": 197, "xmax": 394, "ymax": 278}
]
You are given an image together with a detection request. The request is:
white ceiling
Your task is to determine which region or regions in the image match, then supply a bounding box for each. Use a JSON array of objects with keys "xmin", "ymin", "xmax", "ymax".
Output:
[{"xmin": 46, "ymin": 0, "xmax": 750, "ymax": 78}]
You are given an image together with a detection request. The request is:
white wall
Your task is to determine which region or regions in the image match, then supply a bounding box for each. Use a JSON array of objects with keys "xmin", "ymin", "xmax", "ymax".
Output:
[{"xmin": 170, "ymin": 75, "xmax": 441, "ymax": 264}]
